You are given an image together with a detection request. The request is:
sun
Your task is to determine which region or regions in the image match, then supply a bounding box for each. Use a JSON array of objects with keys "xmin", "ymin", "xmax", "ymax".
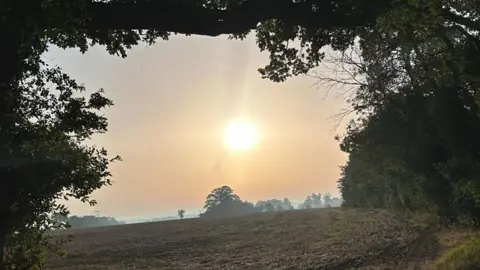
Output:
[{"xmin": 223, "ymin": 119, "xmax": 258, "ymax": 151}]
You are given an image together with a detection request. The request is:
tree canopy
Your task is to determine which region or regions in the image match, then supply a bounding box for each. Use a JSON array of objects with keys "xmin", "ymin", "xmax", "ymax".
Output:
[
  {"xmin": 329, "ymin": 5, "xmax": 480, "ymax": 223},
  {"xmin": 0, "ymin": 55, "xmax": 120, "ymax": 269},
  {"xmin": 5, "ymin": 0, "xmax": 479, "ymax": 85},
  {"xmin": 204, "ymin": 186, "xmax": 240, "ymax": 209}
]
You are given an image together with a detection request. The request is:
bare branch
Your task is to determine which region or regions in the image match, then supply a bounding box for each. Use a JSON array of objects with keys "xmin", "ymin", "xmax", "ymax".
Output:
[{"xmin": 309, "ymin": 46, "xmax": 366, "ymax": 100}]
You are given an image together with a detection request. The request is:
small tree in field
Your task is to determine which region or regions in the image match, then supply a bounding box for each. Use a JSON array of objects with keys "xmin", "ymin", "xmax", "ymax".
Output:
[
  {"xmin": 178, "ymin": 210, "xmax": 185, "ymax": 219},
  {"xmin": 323, "ymin": 193, "xmax": 332, "ymax": 206}
]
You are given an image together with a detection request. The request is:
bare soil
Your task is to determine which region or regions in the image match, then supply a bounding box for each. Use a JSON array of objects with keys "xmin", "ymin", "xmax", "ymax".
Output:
[{"xmin": 45, "ymin": 208, "xmax": 470, "ymax": 269}]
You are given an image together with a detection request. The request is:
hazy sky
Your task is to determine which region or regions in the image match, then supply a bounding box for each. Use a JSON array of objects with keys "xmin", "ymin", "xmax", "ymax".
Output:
[{"xmin": 46, "ymin": 35, "xmax": 349, "ymax": 218}]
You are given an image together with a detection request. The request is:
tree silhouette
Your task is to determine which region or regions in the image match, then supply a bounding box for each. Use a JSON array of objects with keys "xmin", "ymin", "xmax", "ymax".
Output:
[
  {"xmin": 283, "ymin": 198, "xmax": 294, "ymax": 210},
  {"xmin": 310, "ymin": 193, "xmax": 322, "ymax": 208},
  {"xmin": 204, "ymin": 186, "xmax": 240, "ymax": 210},
  {"xmin": 0, "ymin": 66, "xmax": 120, "ymax": 269},
  {"xmin": 264, "ymin": 202, "xmax": 275, "ymax": 212},
  {"xmin": 201, "ymin": 187, "xmax": 256, "ymax": 218},
  {"xmin": 304, "ymin": 196, "xmax": 313, "ymax": 209},
  {"xmin": 1, "ymin": 0, "xmax": 376, "ymax": 86},
  {"xmin": 5, "ymin": 0, "xmax": 472, "ymax": 85},
  {"xmin": 254, "ymin": 201, "xmax": 267, "ymax": 212},
  {"xmin": 311, "ymin": 193, "xmax": 321, "ymax": 202},
  {"xmin": 84, "ymin": 1, "xmax": 379, "ymax": 35},
  {"xmin": 178, "ymin": 209, "xmax": 186, "ymax": 220},
  {"xmin": 323, "ymin": 193, "xmax": 332, "ymax": 206}
]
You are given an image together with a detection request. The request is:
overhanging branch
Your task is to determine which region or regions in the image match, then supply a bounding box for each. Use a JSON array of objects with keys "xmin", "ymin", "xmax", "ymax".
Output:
[
  {"xmin": 86, "ymin": 0, "xmax": 377, "ymax": 36},
  {"xmin": 441, "ymin": 9, "xmax": 480, "ymax": 32}
]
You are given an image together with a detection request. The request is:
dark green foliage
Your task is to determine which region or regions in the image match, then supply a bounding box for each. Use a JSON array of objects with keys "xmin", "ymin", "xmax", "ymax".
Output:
[
  {"xmin": 339, "ymin": 85, "xmax": 480, "ymax": 223},
  {"xmin": 1, "ymin": 1, "xmax": 123, "ymax": 268},
  {"xmin": 0, "ymin": 60, "xmax": 120, "ymax": 269},
  {"xmin": 334, "ymin": 1, "xmax": 480, "ymax": 224},
  {"xmin": 3, "ymin": 225, "xmax": 70, "ymax": 270},
  {"xmin": 6, "ymin": 0, "xmax": 477, "ymax": 86}
]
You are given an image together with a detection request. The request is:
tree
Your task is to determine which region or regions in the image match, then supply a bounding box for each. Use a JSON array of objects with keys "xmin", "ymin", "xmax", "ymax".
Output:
[
  {"xmin": 303, "ymin": 196, "xmax": 312, "ymax": 209},
  {"xmin": 5, "ymin": 0, "xmax": 477, "ymax": 87},
  {"xmin": 323, "ymin": 193, "xmax": 332, "ymax": 206},
  {"xmin": 254, "ymin": 201, "xmax": 267, "ymax": 212},
  {"xmin": 51, "ymin": 213, "xmax": 69, "ymax": 230},
  {"xmin": 201, "ymin": 188, "xmax": 256, "ymax": 218},
  {"xmin": 329, "ymin": 12, "xmax": 480, "ymax": 223},
  {"xmin": 0, "ymin": 62, "xmax": 120, "ymax": 269},
  {"xmin": 283, "ymin": 198, "xmax": 294, "ymax": 210},
  {"xmin": 178, "ymin": 209, "xmax": 185, "ymax": 220},
  {"xmin": 338, "ymin": 86, "xmax": 480, "ymax": 221},
  {"xmin": 1, "ymin": 0, "xmax": 363, "ymax": 87},
  {"xmin": 69, "ymin": 0, "xmax": 480, "ymax": 83},
  {"xmin": 301, "ymin": 193, "xmax": 322, "ymax": 209},
  {"xmin": 310, "ymin": 193, "xmax": 322, "ymax": 207},
  {"xmin": 83, "ymin": 1, "xmax": 379, "ymax": 33},
  {"xmin": 204, "ymin": 186, "xmax": 240, "ymax": 210},
  {"xmin": 264, "ymin": 202, "xmax": 275, "ymax": 212},
  {"xmin": 201, "ymin": 200, "xmax": 257, "ymax": 218}
]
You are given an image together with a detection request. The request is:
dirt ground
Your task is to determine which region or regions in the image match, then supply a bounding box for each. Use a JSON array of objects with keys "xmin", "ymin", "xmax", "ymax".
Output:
[{"xmin": 45, "ymin": 208, "xmax": 470, "ymax": 269}]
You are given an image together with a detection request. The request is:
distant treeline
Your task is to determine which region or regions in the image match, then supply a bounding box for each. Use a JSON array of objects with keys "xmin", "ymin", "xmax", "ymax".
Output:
[
  {"xmin": 54, "ymin": 214, "xmax": 125, "ymax": 229},
  {"xmin": 64, "ymin": 189, "xmax": 344, "ymax": 225},
  {"xmin": 196, "ymin": 186, "xmax": 343, "ymax": 218}
]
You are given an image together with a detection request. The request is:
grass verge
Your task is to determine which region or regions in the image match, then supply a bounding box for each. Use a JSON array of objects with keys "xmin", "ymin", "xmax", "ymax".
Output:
[{"xmin": 436, "ymin": 234, "xmax": 480, "ymax": 270}]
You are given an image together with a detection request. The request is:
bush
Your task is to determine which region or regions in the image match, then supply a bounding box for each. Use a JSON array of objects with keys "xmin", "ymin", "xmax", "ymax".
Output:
[{"xmin": 436, "ymin": 235, "xmax": 480, "ymax": 270}]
